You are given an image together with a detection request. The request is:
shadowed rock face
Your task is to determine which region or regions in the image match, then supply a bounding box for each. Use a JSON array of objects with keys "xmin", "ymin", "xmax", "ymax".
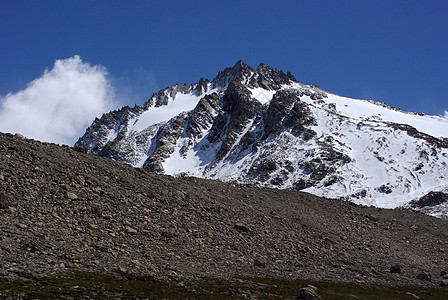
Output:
[
  {"xmin": 75, "ymin": 61, "xmax": 448, "ymax": 218},
  {"xmin": 410, "ymin": 192, "xmax": 448, "ymax": 208},
  {"xmin": 261, "ymin": 90, "xmax": 316, "ymax": 140},
  {"xmin": 1, "ymin": 132, "xmax": 448, "ymax": 288}
]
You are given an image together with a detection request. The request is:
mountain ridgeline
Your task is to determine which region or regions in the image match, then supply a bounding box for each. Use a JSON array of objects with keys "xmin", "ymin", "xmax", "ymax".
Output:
[{"xmin": 76, "ymin": 61, "xmax": 448, "ymax": 218}]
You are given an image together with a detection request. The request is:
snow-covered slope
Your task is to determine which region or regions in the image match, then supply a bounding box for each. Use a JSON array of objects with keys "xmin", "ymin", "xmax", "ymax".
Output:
[{"xmin": 76, "ymin": 61, "xmax": 448, "ymax": 218}]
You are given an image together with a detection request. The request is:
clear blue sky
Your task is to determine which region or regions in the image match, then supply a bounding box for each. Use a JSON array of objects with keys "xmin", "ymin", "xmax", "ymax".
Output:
[{"xmin": 1, "ymin": 0, "xmax": 447, "ymax": 115}]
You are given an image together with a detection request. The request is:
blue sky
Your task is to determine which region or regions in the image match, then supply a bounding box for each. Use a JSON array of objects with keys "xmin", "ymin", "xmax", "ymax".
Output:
[{"xmin": 0, "ymin": 0, "xmax": 447, "ymax": 143}]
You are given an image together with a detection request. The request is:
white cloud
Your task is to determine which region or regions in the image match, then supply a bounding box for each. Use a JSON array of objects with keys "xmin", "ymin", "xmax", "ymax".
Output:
[{"xmin": 0, "ymin": 55, "xmax": 116, "ymax": 145}]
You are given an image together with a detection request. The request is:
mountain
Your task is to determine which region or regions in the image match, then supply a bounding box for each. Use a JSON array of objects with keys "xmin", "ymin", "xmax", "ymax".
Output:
[{"xmin": 76, "ymin": 61, "xmax": 448, "ymax": 218}]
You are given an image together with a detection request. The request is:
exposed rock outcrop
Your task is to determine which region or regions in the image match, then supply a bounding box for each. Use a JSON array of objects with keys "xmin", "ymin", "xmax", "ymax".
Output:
[{"xmin": 75, "ymin": 61, "xmax": 448, "ymax": 218}]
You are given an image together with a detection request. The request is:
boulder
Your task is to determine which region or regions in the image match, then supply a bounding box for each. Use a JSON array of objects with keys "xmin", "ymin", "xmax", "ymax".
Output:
[
  {"xmin": 390, "ymin": 265, "xmax": 401, "ymax": 274},
  {"xmin": 297, "ymin": 284, "xmax": 320, "ymax": 300},
  {"xmin": 416, "ymin": 270, "xmax": 431, "ymax": 281}
]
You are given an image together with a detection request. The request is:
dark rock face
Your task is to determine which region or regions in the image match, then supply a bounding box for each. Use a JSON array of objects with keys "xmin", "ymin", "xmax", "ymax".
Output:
[
  {"xmin": 77, "ymin": 105, "xmax": 143, "ymax": 155},
  {"xmin": 212, "ymin": 60, "xmax": 254, "ymax": 89},
  {"xmin": 262, "ymin": 90, "xmax": 316, "ymax": 140},
  {"xmin": 144, "ymin": 84, "xmax": 192, "ymax": 109},
  {"xmin": 143, "ymin": 114, "xmax": 187, "ymax": 172},
  {"xmin": 186, "ymin": 93, "xmax": 221, "ymax": 138},
  {"xmin": 211, "ymin": 60, "xmax": 294, "ymax": 91},
  {"xmin": 209, "ymin": 81, "xmax": 263, "ymax": 162},
  {"xmin": 249, "ymin": 63, "xmax": 294, "ymax": 90},
  {"xmin": 410, "ymin": 192, "xmax": 448, "ymax": 208},
  {"xmin": 390, "ymin": 123, "xmax": 448, "ymax": 149},
  {"xmin": 378, "ymin": 184, "xmax": 393, "ymax": 194}
]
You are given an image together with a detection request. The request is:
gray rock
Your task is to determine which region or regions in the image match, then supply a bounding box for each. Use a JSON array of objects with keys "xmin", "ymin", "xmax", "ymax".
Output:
[
  {"xmin": 406, "ymin": 292, "xmax": 420, "ymax": 299},
  {"xmin": 439, "ymin": 279, "xmax": 448, "ymax": 287},
  {"xmin": 125, "ymin": 226, "xmax": 138, "ymax": 235},
  {"xmin": 409, "ymin": 191, "xmax": 448, "ymax": 208},
  {"xmin": 253, "ymin": 258, "xmax": 266, "ymax": 268},
  {"xmin": 161, "ymin": 230, "xmax": 175, "ymax": 238},
  {"xmin": 368, "ymin": 215, "xmax": 379, "ymax": 222},
  {"xmin": 15, "ymin": 133, "xmax": 25, "ymax": 140},
  {"xmin": 390, "ymin": 265, "xmax": 401, "ymax": 274},
  {"xmin": 67, "ymin": 192, "xmax": 78, "ymax": 200},
  {"xmin": 16, "ymin": 223, "xmax": 28, "ymax": 229},
  {"xmin": 73, "ymin": 145, "xmax": 87, "ymax": 153},
  {"xmin": 0, "ymin": 192, "xmax": 10, "ymax": 209},
  {"xmin": 297, "ymin": 284, "xmax": 320, "ymax": 299},
  {"xmin": 416, "ymin": 270, "xmax": 431, "ymax": 281},
  {"xmin": 234, "ymin": 223, "xmax": 249, "ymax": 232}
]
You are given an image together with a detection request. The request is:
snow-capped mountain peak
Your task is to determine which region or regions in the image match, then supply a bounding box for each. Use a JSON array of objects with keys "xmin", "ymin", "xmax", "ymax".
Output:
[{"xmin": 76, "ymin": 62, "xmax": 448, "ymax": 218}]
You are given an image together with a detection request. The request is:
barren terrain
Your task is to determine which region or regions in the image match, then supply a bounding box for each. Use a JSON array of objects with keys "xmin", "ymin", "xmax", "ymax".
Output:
[{"xmin": 1, "ymin": 132, "xmax": 447, "ymax": 298}]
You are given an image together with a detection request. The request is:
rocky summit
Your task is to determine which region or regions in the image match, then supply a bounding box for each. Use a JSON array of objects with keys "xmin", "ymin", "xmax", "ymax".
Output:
[
  {"xmin": 76, "ymin": 61, "xmax": 448, "ymax": 218},
  {"xmin": 1, "ymin": 132, "xmax": 448, "ymax": 291}
]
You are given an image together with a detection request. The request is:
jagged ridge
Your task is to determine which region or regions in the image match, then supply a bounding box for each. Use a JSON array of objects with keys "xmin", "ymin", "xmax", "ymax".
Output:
[{"xmin": 76, "ymin": 61, "xmax": 448, "ymax": 217}]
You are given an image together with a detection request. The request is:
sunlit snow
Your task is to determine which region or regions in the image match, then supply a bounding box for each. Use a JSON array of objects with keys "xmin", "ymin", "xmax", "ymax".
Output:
[
  {"xmin": 130, "ymin": 92, "xmax": 201, "ymax": 133},
  {"xmin": 287, "ymin": 82, "xmax": 448, "ymax": 138},
  {"xmin": 248, "ymin": 87, "xmax": 276, "ymax": 104}
]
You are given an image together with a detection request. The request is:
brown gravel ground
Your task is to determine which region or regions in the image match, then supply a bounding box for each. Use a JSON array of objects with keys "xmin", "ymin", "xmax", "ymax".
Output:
[{"xmin": 0, "ymin": 132, "xmax": 447, "ymax": 289}]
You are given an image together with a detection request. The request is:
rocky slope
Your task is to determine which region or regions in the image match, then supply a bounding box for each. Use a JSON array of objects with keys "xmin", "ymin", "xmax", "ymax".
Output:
[
  {"xmin": 76, "ymin": 61, "xmax": 448, "ymax": 218},
  {"xmin": 1, "ymin": 132, "xmax": 448, "ymax": 289}
]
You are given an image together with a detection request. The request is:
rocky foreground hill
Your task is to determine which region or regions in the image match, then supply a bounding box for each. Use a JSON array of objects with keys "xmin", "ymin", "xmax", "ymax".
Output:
[{"xmin": 1, "ymin": 132, "xmax": 448, "ymax": 294}]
